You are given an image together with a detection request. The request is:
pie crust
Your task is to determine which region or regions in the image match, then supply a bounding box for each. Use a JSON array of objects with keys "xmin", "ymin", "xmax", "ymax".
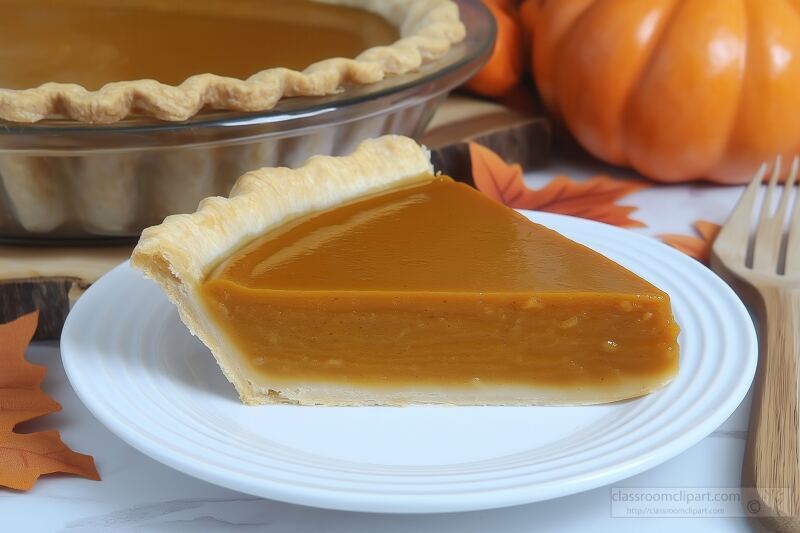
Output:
[
  {"xmin": 132, "ymin": 135, "xmax": 679, "ymax": 406},
  {"xmin": 132, "ymin": 135, "xmax": 434, "ymax": 403},
  {"xmin": 0, "ymin": 0, "xmax": 465, "ymax": 124}
]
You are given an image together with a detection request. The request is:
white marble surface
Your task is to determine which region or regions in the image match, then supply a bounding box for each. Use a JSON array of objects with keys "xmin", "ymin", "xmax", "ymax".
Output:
[{"xmin": 2, "ymin": 156, "xmax": 757, "ymax": 532}]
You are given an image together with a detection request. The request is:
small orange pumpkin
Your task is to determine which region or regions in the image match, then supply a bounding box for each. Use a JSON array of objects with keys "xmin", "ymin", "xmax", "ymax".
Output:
[
  {"xmin": 464, "ymin": 0, "xmax": 525, "ymax": 98},
  {"xmin": 518, "ymin": 0, "xmax": 539, "ymax": 48},
  {"xmin": 528, "ymin": 0, "xmax": 800, "ymax": 183}
]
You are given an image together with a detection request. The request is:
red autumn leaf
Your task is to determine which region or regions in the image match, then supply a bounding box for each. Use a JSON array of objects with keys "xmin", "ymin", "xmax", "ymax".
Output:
[
  {"xmin": 469, "ymin": 142, "xmax": 648, "ymax": 228},
  {"xmin": 0, "ymin": 311, "xmax": 100, "ymax": 490},
  {"xmin": 659, "ymin": 220, "xmax": 722, "ymax": 264}
]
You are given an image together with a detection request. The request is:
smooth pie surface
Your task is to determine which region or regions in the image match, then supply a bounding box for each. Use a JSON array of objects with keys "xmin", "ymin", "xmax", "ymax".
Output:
[
  {"xmin": 202, "ymin": 177, "xmax": 680, "ymax": 394},
  {"xmin": 0, "ymin": 0, "xmax": 398, "ymax": 90}
]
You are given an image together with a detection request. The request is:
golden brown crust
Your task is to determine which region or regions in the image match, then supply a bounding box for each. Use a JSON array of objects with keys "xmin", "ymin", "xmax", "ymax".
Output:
[
  {"xmin": 133, "ymin": 135, "xmax": 433, "ymax": 285},
  {"xmin": 0, "ymin": 0, "xmax": 465, "ymax": 124}
]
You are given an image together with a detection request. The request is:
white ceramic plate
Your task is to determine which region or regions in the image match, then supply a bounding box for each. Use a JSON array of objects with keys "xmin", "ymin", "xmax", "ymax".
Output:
[{"xmin": 61, "ymin": 211, "xmax": 757, "ymax": 514}]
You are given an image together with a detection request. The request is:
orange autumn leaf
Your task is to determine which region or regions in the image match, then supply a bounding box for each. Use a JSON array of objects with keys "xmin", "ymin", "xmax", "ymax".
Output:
[
  {"xmin": 0, "ymin": 311, "xmax": 99, "ymax": 491},
  {"xmin": 469, "ymin": 142, "xmax": 648, "ymax": 228},
  {"xmin": 659, "ymin": 221, "xmax": 721, "ymax": 264}
]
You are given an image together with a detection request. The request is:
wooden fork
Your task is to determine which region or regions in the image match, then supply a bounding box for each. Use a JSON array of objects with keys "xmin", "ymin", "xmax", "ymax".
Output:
[{"xmin": 711, "ymin": 157, "xmax": 800, "ymax": 532}]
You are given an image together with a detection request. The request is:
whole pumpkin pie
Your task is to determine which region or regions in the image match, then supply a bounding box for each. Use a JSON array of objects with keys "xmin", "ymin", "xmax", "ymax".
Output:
[
  {"xmin": 0, "ymin": 0, "xmax": 465, "ymax": 123},
  {"xmin": 131, "ymin": 135, "xmax": 680, "ymax": 406},
  {"xmin": 0, "ymin": 0, "xmax": 466, "ymax": 238}
]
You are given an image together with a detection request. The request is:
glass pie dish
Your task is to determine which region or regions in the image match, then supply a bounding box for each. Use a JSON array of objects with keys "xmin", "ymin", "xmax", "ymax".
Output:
[{"xmin": 0, "ymin": 0, "xmax": 493, "ymax": 243}]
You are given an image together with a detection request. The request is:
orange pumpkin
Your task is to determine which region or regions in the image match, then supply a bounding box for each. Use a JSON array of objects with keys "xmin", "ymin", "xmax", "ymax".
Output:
[
  {"xmin": 529, "ymin": 0, "xmax": 800, "ymax": 184},
  {"xmin": 464, "ymin": 0, "xmax": 525, "ymax": 98},
  {"xmin": 518, "ymin": 0, "xmax": 539, "ymax": 48}
]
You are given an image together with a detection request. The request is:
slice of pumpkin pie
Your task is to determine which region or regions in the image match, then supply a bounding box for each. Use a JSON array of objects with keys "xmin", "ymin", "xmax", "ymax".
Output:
[{"xmin": 132, "ymin": 135, "xmax": 679, "ymax": 405}]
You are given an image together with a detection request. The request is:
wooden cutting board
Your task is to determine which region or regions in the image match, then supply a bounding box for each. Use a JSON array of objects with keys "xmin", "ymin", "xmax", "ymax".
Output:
[
  {"xmin": 421, "ymin": 95, "xmax": 550, "ymax": 183},
  {"xmin": 0, "ymin": 245, "xmax": 133, "ymax": 339},
  {"xmin": 0, "ymin": 95, "xmax": 551, "ymax": 339}
]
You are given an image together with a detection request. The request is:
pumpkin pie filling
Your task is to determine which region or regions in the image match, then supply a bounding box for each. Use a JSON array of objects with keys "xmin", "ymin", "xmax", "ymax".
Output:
[
  {"xmin": 200, "ymin": 176, "xmax": 680, "ymax": 393},
  {"xmin": 0, "ymin": 0, "xmax": 399, "ymax": 90}
]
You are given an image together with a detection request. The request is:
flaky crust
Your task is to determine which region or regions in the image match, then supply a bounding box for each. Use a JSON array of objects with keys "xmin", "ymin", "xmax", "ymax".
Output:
[
  {"xmin": 131, "ymin": 135, "xmax": 434, "ymax": 403},
  {"xmin": 0, "ymin": 0, "xmax": 465, "ymax": 124}
]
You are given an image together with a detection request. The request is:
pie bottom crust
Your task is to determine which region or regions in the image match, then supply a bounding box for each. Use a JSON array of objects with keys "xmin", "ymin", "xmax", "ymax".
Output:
[{"xmin": 132, "ymin": 135, "xmax": 675, "ymax": 405}]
